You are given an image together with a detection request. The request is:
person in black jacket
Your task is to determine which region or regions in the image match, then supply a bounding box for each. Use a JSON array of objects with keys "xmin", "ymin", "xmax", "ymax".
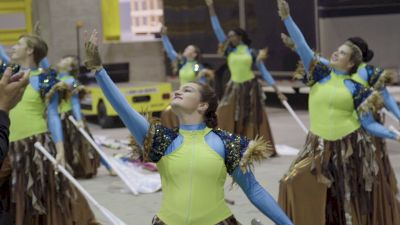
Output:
[{"xmin": 0, "ymin": 67, "xmax": 29, "ymax": 167}]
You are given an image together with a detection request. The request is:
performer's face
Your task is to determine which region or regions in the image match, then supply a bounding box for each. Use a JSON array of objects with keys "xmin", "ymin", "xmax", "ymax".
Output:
[
  {"xmin": 329, "ymin": 44, "xmax": 355, "ymax": 73},
  {"xmin": 183, "ymin": 45, "xmax": 197, "ymax": 60},
  {"xmin": 227, "ymin": 30, "xmax": 241, "ymax": 46},
  {"xmin": 57, "ymin": 57, "xmax": 74, "ymax": 72},
  {"xmin": 171, "ymin": 83, "xmax": 207, "ymax": 115},
  {"xmin": 11, "ymin": 37, "xmax": 32, "ymax": 63}
]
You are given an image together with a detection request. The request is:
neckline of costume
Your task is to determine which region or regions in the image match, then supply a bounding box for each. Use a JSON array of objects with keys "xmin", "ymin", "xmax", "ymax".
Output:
[
  {"xmin": 179, "ymin": 123, "xmax": 207, "ymax": 131},
  {"xmin": 332, "ymin": 68, "xmax": 348, "ymax": 75}
]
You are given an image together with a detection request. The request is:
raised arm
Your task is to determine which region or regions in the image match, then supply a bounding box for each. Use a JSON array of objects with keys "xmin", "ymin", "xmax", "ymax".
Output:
[
  {"xmin": 160, "ymin": 26, "xmax": 178, "ymax": 61},
  {"xmin": 232, "ymin": 168, "xmax": 293, "ymax": 225},
  {"xmin": 206, "ymin": 0, "xmax": 227, "ymax": 43},
  {"xmin": 278, "ymin": 0, "xmax": 314, "ymax": 70},
  {"xmin": 95, "ymin": 69, "xmax": 149, "ymax": 145},
  {"xmin": 345, "ymin": 79, "xmax": 399, "ymax": 141},
  {"xmin": 84, "ymin": 30, "xmax": 149, "ymax": 146},
  {"xmin": 255, "ymin": 49, "xmax": 288, "ymax": 101}
]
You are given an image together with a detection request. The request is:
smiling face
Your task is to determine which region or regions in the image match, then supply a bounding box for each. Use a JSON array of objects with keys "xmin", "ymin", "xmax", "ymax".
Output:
[
  {"xmin": 11, "ymin": 37, "xmax": 32, "ymax": 64},
  {"xmin": 170, "ymin": 82, "xmax": 208, "ymax": 115},
  {"xmin": 329, "ymin": 44, "xmax": 355, "ymax": 73}
]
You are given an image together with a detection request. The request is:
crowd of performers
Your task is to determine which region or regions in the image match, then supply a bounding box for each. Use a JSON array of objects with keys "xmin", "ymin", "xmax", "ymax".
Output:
[{"xmin": 0, "ymin": 0, "xmax": 399, "ymax": 224}]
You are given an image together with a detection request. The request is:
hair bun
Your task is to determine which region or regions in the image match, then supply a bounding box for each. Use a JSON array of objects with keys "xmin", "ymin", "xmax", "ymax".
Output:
[
  {"xmin": 347, "ymin": 36, "xmax": 374, "ymax": 62},
  {"xmin": 364, "ymin": 49, "xmax": 374, "ymax": 62}
]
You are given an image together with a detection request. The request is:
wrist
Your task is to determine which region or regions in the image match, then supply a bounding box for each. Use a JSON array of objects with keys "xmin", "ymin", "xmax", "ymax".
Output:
[
  {"xmin": 92, "ymin": 66, "xmax": 104, "ymax": 74},
  {"xmin": 55, "ymin": 142, "xmax": 64, "ymax": 152}
]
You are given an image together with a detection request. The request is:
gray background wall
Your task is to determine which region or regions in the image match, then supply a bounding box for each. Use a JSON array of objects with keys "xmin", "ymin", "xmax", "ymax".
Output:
[
  {"xmin": 319, "ymin": 14, "xmax": 400, "ymax": 71},
  {"xmin": 31, "ymin": 0, "xmax": 166, "ymax": 82},
  {"xmin": 3, "ymin": 1, "xmax": 399, "ymax": 82}
]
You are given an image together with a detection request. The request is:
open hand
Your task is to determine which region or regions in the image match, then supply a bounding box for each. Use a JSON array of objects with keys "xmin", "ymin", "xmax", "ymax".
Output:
[
  {"xmin": 84, "ymin": 30, "xmax": 103, "ymax": 71},
  {"xmin": 160, "ymin": 25, "xmax": 167, "ymax": 35},
  {"xmin": 281, "ymin": 33, "xmax": 296, "ymax": 51},
  {"xmin": 0, "ymin": 68, "xmax": 30, "ymax": 112},
  {"xmin": 257, "ymin": 48, "xmax": 269, "ymax": 62},
  {"xmin": 277, "ymin": 0, "xmax": 290, "ymax": 20},
  {"xmin": 205, "ymin": 0, "xmax": 213, "ymax": 7}
]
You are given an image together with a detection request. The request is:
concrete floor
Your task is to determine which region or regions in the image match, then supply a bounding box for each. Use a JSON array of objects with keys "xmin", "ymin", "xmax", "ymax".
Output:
[{"xmin": 78, "ymin": 105, "xmax": 400, "ymax": 225}]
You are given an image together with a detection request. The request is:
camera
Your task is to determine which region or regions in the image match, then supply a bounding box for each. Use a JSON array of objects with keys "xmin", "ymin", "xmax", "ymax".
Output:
[{"xmin": 0, "ymin": 62, "xmax": 21, "ymax": 79}]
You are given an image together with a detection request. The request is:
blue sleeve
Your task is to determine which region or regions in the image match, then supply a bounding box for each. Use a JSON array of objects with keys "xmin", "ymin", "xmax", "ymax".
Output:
[
  {"xmin": 357, "ymin": 66, "xmax": 369, "ymax": 82},
  {"xmin": 256, "ymin": 61, "xmax": 276, "ymax": 86},
  {"xmin": 382, "ymin": 88, "xmax": 400, "ymax": 120},
  {"xmin": 47, "ymin": 93, "xmax": 64, "ymax": 143},
  {"xmin": 161, "ymin": 35, "xmax": 177, "ymax": 61},
  {"xmin": 95, "ymin": 69, "xmax": 149, "ymax": 146},
  {"xmin": 39, "ymin": 57, "xmax": 51, "ymax": 70},
  {"xmin": 71, "ymin": 94, "xmax": 82, "ymax": 121},
  {"xmin": 232, "ymin": 168, "xmax": 293, "ymax": 225},
  {"xmin": 320, "ymin": 57, "xmax": 330, "ymax": 66},
  {"xmin": 283, "ymin": 16, "xmax": 314, "ymax": 70},
  {"xmin": 360, "ymin": 112, "xmax": 397, "ymax": 140},
  {"xmin": 0, "ymin": 45, "xmax": 10, "ymax": 64},
  {"xmin": 210, "ymin": 15, "xmax": 227, "ymax": 43}
]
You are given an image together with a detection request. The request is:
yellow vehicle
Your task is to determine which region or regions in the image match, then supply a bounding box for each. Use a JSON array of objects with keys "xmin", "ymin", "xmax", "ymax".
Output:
[{"xmin": 81, "ymin": 81, "xmax": 172, "ymax": 128}]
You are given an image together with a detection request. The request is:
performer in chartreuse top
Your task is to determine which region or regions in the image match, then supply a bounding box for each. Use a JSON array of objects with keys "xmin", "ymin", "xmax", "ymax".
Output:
[
  {"xmin": 277, "ymin": 0, "xmax": 400, "ymax": 224},
  {"xmin": 160, "ymin": 25, "xmax": 214, "ymax": 128},
  {"xmin": 84, "ymin": 30, "xmax": 293, "ymax": 225},
  {"xmin": 206, "ymin": 0, "xmax": 288, "ymax": 156},
  {"xmin": 0, "ymin": 34, "xmax": 100, "ymax": 225},
  {"xmin": 56, "ymin": 55, "xmax": 100, "ymax": 178},
  {"xmin": 347, "ymin": 36, "xmax": 400, "ymax": 225}
]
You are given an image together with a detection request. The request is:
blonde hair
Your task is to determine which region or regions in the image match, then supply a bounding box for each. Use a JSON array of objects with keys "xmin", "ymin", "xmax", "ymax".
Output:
[
  {"xmin": 62, "ymin": 55, "xmax": 79, "ymax": 77},
  {"xmin": 19, "ymin": 34, "xmax": 48, "ymax": 65},
  {"xmin": 345, "ymin": 41, "xmax": 362, "ymax": 67}
]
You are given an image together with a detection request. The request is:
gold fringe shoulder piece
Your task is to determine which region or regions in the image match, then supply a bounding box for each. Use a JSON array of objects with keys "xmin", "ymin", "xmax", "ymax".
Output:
[
  {"xmin": 292, "ymin": 56, "xmax": 319, "ymax": 81},
  {"xmin": 44, "ymin": 82, "xmax": 69, "ymax": 106},
  {"xmin": 357, "ymin": 90, "xmax": 384, "ymax": 115},
  {"xmin": 142, "ymin": 118, "xmax": 159, "ymax": 162},
  {"xmin": 373, "ymin": 69, "xmax": 394, "ymax": 90},
  {"xmin": 71, "ymin": 84, "xmax": 87, "ymax": 99},
  {"xmin": 239, "ymin": 136, "xmax": 273, "ymax": 173}
]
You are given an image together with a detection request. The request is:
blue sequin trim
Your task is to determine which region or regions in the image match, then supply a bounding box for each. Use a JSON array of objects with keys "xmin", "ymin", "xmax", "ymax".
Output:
[
  {"xmin": 39, "ymin": 69, "xmax": 59, "ymax": 99},
  {"xmin": 349, "ymin": 80, "xmax": 372, "ymax": 109},
  {"xmin": 212, "ymin": 129, "xmax": 250, "ymax": 175},
  {"xmin": 308, "ymin": 61, "xmax": 331, "ymax": 86},
  {"xmin": 144, "ymin": 122, "xmax": 179, "ymax": 163},
  {"xmin": 365, "ymin": 64, "xmax": 384, "ymax": 87}
]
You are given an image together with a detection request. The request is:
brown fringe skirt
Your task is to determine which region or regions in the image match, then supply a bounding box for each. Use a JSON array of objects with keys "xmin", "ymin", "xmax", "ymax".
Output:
[
  {"xmin": 370, "ymin": 135, "xmax": 400, "ymax": 225},
  {"xmin": 216, "ymin": 79, "xmax": 276, "ymax": 155},
  {"xmin": 62, "ymin": 112, "xmax": 100, "ymax": 178},
  {"xmin": 0, "ymin": 133, "xmax": 100, "ymax": 225},
  {"xmin": 278, "ymin": 129, "xmax": 387, "ymax": 225},
  {"xmin": 151, "ymin": 214, "xmax": 242, "ymax": 225}
]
